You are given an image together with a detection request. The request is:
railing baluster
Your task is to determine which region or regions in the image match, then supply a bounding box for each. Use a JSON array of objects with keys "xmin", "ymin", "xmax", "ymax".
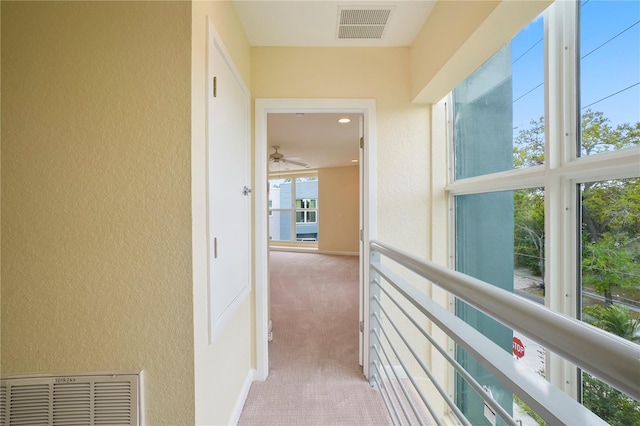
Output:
[
  {"xmin": 373, "ymin": 359, "xmax": 402, "ymax": 426},
  {"xmin": 373, "ymin": 373, "xmax": 398, "ymax": 426},
  {"xmin": 370, "ymin": 240, "xmax": 639, "ymax": 401},
  {"xmin": 371, "ymin": 291, "xmax": 471, "ymax": 426},
  {"xmin": 372, "ymin": 323, "xmax": 438, "ymax": 426},
  {"xmin": 367, "ymin": 239, "xmax": 624, "ymax": 426},
  {"xmin": 372, "ymin": 269, "xmax": 515, "ymax": 426},
  {"xmin": 372, "ymin": 329, "xmax": 425, "ymax": 426}
]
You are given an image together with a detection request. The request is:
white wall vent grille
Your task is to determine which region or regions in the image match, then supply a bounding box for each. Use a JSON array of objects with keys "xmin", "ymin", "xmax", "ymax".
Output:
[
  {"xmin": 0, "ymin": 373, "xmax": 140, "ymax": 426},
  {"xmin": 337, "ymin": 7, "xmax": 394, "ymax": 40},
  {"xmin": 0, "ymin": 386, "xmax": 5, "ymax": 425}
]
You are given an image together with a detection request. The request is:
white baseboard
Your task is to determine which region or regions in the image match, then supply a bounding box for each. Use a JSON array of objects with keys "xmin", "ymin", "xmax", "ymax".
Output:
[
  {"xmin": 268, "ymin": 246, "xmax": 358, "ymax": 257},
  {"xmin": 269, "ymin": 246, "xmax": 317, "ymax": 253},
  {"xmin": 383, "ymin": 364, "xmax": 408, "ymax": 380},
  {"xmin": 228, "ymin": 368, "xmax": 255, "ymax": 426},
  {"xmin": 317, "ymin": 250, "xmax": 358, "ymax": 256}
]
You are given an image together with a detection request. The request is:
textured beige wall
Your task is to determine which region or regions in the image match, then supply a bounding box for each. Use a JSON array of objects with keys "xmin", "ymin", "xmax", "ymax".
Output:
[
  {"xmin": 251, "ymin": 0, "xmax": 552, "ymax": 259},
  {"xmin": 318, "ymin": 166, "xmax": 360, "ymax": 254},
  {"xmin": 1, "ymin": 2, "xmax": 194, "ymax": 424},
  {"xmin": 252, "ymin": 47, "xmax": 431, "ymax": 256},
  {"xmin": 191, "ymin": 2, "xmax": 254, "ymax": 425},
  {"xmin": 0, "ymin": 1, "xmax": 3, "ymax": 352}
]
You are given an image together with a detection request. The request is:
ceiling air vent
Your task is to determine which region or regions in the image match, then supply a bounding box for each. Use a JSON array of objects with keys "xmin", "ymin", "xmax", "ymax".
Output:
[{"xmin": 337, "ymin": 6, "xmax": 394, "ymax": 40}]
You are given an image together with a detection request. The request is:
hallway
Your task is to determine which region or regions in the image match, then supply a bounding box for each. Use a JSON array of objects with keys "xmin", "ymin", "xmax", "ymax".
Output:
[{"xmin": 239, "ymin": 251, "xmax": 391, "ymax": 425}]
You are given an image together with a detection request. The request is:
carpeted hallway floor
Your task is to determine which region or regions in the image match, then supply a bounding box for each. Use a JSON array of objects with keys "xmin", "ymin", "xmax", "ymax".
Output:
[{"xmin": 238, "ymin": 251, "xmax": 391, "ymax": 426}]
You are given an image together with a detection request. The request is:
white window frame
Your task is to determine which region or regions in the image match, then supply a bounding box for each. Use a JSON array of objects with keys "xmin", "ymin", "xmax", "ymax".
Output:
[
  {"xmin": 445, "ymin": 0, "xmax": 640, "ymax": 399},
  {"xmin": 296, "ymin": 198, "xmax": 318, "ymax": 223},
  {"xmin": 268, "ymin": 172, "xmax": 319, "ymax": 244},
  {"xmin": 296, "ymin": 198, "xmax": 318, "ymax": 224}
]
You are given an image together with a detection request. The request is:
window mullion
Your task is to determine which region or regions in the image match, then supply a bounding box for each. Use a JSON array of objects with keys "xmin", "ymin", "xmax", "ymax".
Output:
[
  {"xmin": 446, "ymin": 165, "xmax": 545, "ymax": 195},
  {"xmin": 290, "ymin": 179, "xmax": 297, "ymax": 241},
  {"xmin": 545, "ymin": 0, "xmax": 579, "ymax": 399}
]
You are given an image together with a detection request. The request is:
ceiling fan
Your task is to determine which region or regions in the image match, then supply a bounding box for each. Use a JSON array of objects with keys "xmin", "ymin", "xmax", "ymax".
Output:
[{"xmin": 269, "ymin": 146, "xmax": 308, "ymax": 168}]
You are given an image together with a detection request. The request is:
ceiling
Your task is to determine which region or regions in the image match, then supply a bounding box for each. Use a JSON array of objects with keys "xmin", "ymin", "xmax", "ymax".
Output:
[
  {"xmin": 268, "ymin": 113, "xmax": 361, "ymax": 172},
  {"xmin": 233, "ymin": 1, "xmax": 436, "ymax": 48},
  {"xmin": 236, "ymin": 1, "xmax": 436, "ymax": 172}
]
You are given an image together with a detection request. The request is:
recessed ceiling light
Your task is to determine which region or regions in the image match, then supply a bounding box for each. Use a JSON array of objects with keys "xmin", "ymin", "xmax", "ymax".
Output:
[
  {"xmin": 351, "ymin": 159, "xmax": 359, "ymax": 163},
  {"xmin": 338, "ymin": 118, "xmax": 351, "ymax": 124}
]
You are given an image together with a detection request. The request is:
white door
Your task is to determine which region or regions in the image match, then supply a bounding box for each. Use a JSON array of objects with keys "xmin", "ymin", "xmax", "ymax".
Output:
[{"xmin": 207, "ymin": 22, "xmax": 251, "ymax": 342}]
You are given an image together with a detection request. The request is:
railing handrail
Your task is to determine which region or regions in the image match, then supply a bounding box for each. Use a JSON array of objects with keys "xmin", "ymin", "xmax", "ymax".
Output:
[{"xmin": 369, "ymin": 240, "xmax": 640, "ymax": 402}]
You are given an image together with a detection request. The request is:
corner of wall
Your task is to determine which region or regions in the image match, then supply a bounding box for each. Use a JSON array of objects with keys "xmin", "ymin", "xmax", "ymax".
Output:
[{"xmin": 410, "ymin": 0, "xmax": 551, "ymax": 104}]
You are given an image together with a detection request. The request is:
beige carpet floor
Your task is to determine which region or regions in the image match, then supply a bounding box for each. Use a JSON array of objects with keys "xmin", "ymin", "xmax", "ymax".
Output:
[{"xmin": 238, "ymin": 251, "xmax": 392, "ymax": 426}]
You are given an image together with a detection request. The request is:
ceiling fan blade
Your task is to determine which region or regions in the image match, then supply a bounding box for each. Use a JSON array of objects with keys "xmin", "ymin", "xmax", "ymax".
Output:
[{"xmin": 283, "ymin": 158, "xmax": 307, "ymax": 167}]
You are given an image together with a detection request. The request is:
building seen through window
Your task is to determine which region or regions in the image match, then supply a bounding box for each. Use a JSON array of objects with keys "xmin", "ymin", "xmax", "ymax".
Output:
[{"xmin": 269, "ymin": 176, "xmax": 319, "ymax": 243}]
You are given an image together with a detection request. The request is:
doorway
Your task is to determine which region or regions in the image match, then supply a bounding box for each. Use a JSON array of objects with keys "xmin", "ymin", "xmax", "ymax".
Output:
[{"xmin": 254, "ymin": 99, "xmax": 377, "ymax": 381}]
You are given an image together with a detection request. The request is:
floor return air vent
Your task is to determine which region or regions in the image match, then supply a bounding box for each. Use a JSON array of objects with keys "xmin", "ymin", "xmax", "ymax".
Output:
[{"xmin": 0, "ymin": 372, "xmax": 142, "ymax": 426}]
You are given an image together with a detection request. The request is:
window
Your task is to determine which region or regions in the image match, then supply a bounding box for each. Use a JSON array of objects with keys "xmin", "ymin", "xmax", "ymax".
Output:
[
  {"xmin": 452, "ymin": 14, "xmax": 546, "ymax": 422},
  {"xmin": 449, "ymin": 1, "xmax": 639, "ymax": 423},
  {"xmin": 268, "ymin": 175, "xmax": 319, "ymax": 243},
  {"xmin": 579, "ymin": 0, "xmax": 640, "ymax": 157},
  {"xmin": 453, "ymin": 13, "xmax": 545, "ymax": 178},
  {"xmin": 579, "ymin": 180, "xmax": 640, "ymax": 423},
  {"xmin": 577, "ymin": 2, "xmax": 640, "ymax": 422},
  {"xmin": 295, "ymin": 199, "xmax": 317, "ymax": 223}
]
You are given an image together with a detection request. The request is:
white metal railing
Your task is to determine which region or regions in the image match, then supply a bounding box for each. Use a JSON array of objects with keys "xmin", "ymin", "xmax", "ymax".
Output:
[{"xmin": 368, "ymin": 240, "xmax": 640, "ymax": 426}]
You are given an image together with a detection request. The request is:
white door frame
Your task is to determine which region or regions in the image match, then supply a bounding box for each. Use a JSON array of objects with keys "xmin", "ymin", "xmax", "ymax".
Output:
[{"xmin": 254, "ymin": 98, "xmax": 377, "ymax": 381}]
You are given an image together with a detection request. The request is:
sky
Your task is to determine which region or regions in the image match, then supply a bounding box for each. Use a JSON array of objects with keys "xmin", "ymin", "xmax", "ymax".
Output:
[{"xmin": 511, "ymin": 0, "xmax": 640, "ymax": 131}]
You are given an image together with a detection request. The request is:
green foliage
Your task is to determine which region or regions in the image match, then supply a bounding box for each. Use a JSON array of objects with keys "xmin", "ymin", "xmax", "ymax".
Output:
[
  {"xmin": 582, "ymin": 233, "xmax": 640, "ymax": 301},
  {"xmin": 582, "ymin": 179, "xmax": 640, "ymax": 243},
  {"xmin": 583, "ymin": 305, "xmax": 640, "ymax": 342},
  {"xmin": 581, "ymin": 110, "xmax": 640, "ymax": 155},
  {"xmin": 581, "ymin": 110, "xmax": 621, "ymax": 155},
  {"xmin": 514, "ymin": 188, "xmax": 545, "ymax": 278},
  {"xmin": 582, "ymin": 304, "xmax": 640, "ymax": 424},
  {"xmin": 513, "ymin": 109, "xmax": 640, "ymax": 426},
  {"xmin": 513, "ymin": 111, "xmax": 640, "ymax": 300},
  {"xmin": 513, "ymin": 120, "xmax": 545, "ymax": 277},
  {"xmin": 514, "ymin": 117, "xmax": 545, "ymax": 168},
  {"xmin": 583, "ymin": 372, "xmax": 640, "ymax": 426},
  {"xmin": 513, "ymin": 395, "xmax": 545, "ymax": 426}
]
